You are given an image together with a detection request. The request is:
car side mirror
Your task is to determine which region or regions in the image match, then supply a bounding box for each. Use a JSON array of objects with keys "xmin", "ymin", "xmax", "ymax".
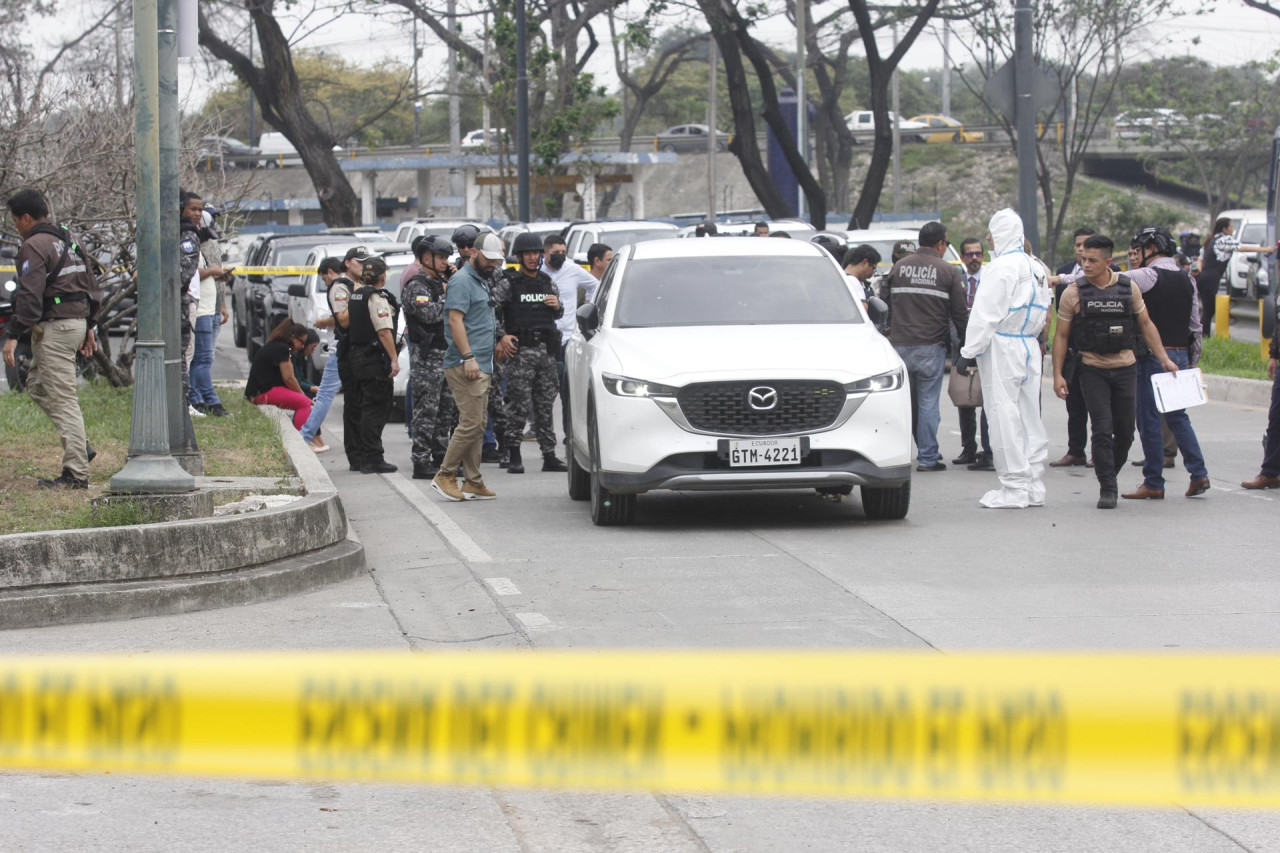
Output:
[
  {"xmin": 866, "ymin": 296, "xmax": 889, "ymax": 328},
  {"xmin": 287, "ymin": 283, "xmax": 308, "ymax": 298},
  {"xmin": 576, "ymin": 302, "xmax": 599, "ymax": 338}
]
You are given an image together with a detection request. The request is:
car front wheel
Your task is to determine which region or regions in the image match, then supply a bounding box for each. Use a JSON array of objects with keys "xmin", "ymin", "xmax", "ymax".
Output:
[
  {"xmin": 588, "ymin": 402, "xmax": 635, "ymax": 525},
  {"xmin": 233, "ymin": 301, "xmax": 247, "ymax": 348},
  {"xmin": 861, "ymin": 481, "xmax": 911, "ymax": 520},
  {"xmin": 565, "ymin": 390, "xmax": 589, "ymax": 501}
]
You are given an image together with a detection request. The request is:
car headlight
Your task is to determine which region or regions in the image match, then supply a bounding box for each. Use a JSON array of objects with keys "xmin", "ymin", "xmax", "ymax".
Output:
[
  {"xmin": 844, "ymin": 368, "xmax": 904, "ymax": 393},
  {"xmin": 601, "ymin": 372, "xmax": 679, "ymax": 397}
]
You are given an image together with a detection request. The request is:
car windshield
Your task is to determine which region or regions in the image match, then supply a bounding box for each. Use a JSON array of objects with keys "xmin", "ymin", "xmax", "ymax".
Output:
[
  {"xmin": 614, "ymin": 256, "xmax": 861, "ymax": 328},
  {"xmin": 601, "ymin": 229, "xmax": 674, "ymax": 250}
]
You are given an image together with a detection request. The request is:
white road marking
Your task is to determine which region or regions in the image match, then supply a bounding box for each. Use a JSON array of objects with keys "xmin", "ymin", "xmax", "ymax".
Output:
[
  {"xmin": 1213, "ymin": 484, "xmax": 1274, "ymax": 501},
  {"xmin": 516, "ymin": 612, "xmax": 553, "ymax": 628},
  {"xmin": 331, "ymin": 601, "xmax": 388, "ymax": 609},
  {"xmin": 485, "ymin": 577, "xmax": 521, "ymax": 596},
  {"xmin": 382, "ymin": 472, "xmax": 494, "ymax": 563}
]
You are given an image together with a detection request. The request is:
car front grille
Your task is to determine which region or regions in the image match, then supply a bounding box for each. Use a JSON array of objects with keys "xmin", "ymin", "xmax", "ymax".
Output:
[{"xmin": 675, "ymin": 380, "xmax": 846, "ymax": 436}]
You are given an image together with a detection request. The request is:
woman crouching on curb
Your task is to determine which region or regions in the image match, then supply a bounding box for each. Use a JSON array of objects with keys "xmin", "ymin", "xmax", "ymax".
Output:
[{"xmin": 245, "ymin": 319, "xmax": 316, "ymax": 430}]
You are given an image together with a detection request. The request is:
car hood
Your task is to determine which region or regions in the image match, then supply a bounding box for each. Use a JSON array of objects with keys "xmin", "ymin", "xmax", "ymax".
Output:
[{"xmin": 602, "ymin": 324, "xmax": 900, "ymax": 385}]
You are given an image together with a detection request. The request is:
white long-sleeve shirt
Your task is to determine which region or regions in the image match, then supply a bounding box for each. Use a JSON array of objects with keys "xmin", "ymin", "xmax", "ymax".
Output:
[{"xmin": 545, "ymin": 262, "xmax": 600, "ymax": 340}]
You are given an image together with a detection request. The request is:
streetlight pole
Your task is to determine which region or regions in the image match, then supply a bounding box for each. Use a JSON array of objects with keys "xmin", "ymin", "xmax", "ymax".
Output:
[
  {"xmin": 795, "ymin": 0, "xmax": 806, "ymax": 220},
  {"xmin": 1015, "ymin": 0, "xmax": 1038, "ymax": 252},
  {"xmin": 515, "ymin": 0, "xmax": 531, "ymax": 222},
  {"xmin": 110, "ymin": 0, "xmax": 194, "ymax": 494},
  {"xmin": 707, "ymin": 35, "xmax": 717, "ymax": 221}
]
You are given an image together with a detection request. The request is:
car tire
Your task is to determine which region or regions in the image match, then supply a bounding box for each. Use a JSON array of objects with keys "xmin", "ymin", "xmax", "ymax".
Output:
[
  {"xmin": 861, "ymin": 480, "xmax": 911, "ymax": 520},
  {"xmin": 565, "ymin": 392, "xmax": 589, "ymax": 501},
  {"xmin": 5, "ymin": 338, "xmax": 32, "ymax": 392},
  {"xmin": 588, "ymin": 402, "xmax": 635, "ymax": 525},
  {"xmin": 952, "ymin": 131, "xmax": 963, "ymax": 143},
  {"xmin": 660, "ymin": 143, "xmax": 677, "ymax": 153},
  {"xmin": 233, "ymin": 302, "xmax": 247, "ymax": 348},
  {"xmin": 245, "ymin": 310, "xmax": 261, "ymax": 361}
]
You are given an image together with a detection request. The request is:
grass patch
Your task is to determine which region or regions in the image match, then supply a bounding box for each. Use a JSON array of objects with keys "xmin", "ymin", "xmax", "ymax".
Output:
[
  {"xmin": 1199, "ymin": 336, "xmax": 1271, "ymax": 381},
  {"xmin": 0, "ymin": 382, "xmax": 291, "ymax": 535}
]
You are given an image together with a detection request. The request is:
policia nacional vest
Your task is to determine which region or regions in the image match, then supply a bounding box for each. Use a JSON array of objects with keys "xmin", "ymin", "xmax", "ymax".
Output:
[
  {"xmin": 502, "ymin": 268, "xmax": 559, "ymax": 349},
  {"xmin": 1075, "ymin": 277, "xmax": 1137, "ymax": 355},
  {"xmin": 402, "ymin": 273, "xmax": 447, "ymax": 351},
  {"xmin": 346, "ymin": 285, "xmax": 399, "ymax": 349},
  {"xmin": 1143, "ymin": 267, "xmax": 1195, "ymax": 349}
]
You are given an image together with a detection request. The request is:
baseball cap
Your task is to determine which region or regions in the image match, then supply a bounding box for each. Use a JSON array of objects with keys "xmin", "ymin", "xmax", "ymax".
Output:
[
  {"xmin": 474, "ymin": 232, "xmax": 505, "ymax": 261},
  {"xmin": 344, "ymin": 245, "xmax": 370, "ymax": 262}
]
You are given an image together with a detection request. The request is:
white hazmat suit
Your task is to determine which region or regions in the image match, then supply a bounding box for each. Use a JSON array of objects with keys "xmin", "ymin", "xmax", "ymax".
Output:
[{"xmin": 959, "ymin": 209, "xmax": 1053, "ymax": 508}]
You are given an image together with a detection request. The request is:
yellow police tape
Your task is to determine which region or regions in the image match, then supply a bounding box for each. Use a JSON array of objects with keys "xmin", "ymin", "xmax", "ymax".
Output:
[
  {"xmin": 228, "ymin": 266, "xmax": 318, "ymax": 276},
  {"xmin": 0, "ymin": 265, "xmax": 14, "ymax": 274},
  {"xmin": 0, "ymin": 651, "xmax": 1277, "ymax": 807}
]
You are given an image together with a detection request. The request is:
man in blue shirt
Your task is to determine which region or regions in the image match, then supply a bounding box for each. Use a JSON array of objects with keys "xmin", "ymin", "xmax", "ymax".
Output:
[{"xmin": 432, "ymin": 232, "xmax": 504, "ymax": 502}]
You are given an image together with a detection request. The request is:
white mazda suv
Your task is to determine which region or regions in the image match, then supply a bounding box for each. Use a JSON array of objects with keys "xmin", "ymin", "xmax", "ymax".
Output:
[{"xmin": 564, "ymin": 237, "xmax": 913, "ymax": 525}]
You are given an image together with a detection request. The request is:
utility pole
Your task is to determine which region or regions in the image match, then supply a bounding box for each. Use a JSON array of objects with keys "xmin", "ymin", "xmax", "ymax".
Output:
[
  {"xmin": 482, "ymin": 12, "xmax": 491, "ymax": 148},
  {"xmin": 247, "ymin": 27, "xmax": 256, "ymax": 144},
  {"xmin": 1015, "ymin": 0, "xmax": 1038, "ymax": 251},
  {"xmin": 941, "ymin": 19, "xmax": 951, "ymax": 117},
  {"xmin": 707, "ymin": 34, "xmax": 717, "ymax": 220},
  {"xmin": 891, "ymin": 23, "xmax": 902, "ymax": 214},
  {"xmin": 448, "ymin": 0, "xmax": 461, "ymax": 208},
  {"xmin": 515, "ymin": 0, "xmax": 530, "ymax": 222},
  {"xmin": 113, "ymin": 8, "xmax": 125, "ymax": 110},
  {"xmin": 795, "ymin": 0, "xmax": 806, "ymax": 221},
  {"xmin": 412, "ymin": 17, "xmax": 420, "ymax": 145},
  {"xmin": 111, "ymin": 0, "xmax": 194, "ymax": 495}
]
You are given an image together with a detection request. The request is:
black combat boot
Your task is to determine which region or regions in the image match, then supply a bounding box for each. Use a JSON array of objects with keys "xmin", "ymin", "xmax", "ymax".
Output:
[
  {"xmin": 1097, "ymin": 488, "xmax": 1118, "ymax": 510},
  {"xmin": 361, "ymin": 460, "xmax": 398, "ymax": 474},
  {"xmin": 481, "ymin": 446, "xmax": 501, "ymax": 463},
  {"xmin": 413, "ymin": 459, "xmax": 438, "ymax": 480},
  {"xmin": 498, "ymin": 448, "xmax": 511, "ymax": 469},
  {"xmin": 541, "ymin": 453, "xmax": 567, "ymax": 472},
  {"xmin": 507, "ymin": 445, "xmax": 525, "ymax": 474},
  {"xmin": 38, "ymin": 468, "xmax": 88, "ymax": 490}
]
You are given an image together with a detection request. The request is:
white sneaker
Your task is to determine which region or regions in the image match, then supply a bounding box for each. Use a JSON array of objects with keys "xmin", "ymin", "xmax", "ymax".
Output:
[
  {"xmin": 311, "ymin": 443, "xmax": 330, "ymax": 453},
  {"xmin": 188, "ymin": 405, "xmax": 207, "ymax": 418}
]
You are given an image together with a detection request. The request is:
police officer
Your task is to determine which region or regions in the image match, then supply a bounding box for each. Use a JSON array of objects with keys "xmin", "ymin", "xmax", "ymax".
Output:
[
  {"xmin": 343, "ymin": 255, "xmax": 401, "ymax": 474},
  {"xmin": 494, "ymin": 231, "xmax": 566, "ymax": 474},
  {"xmin": 453, "ymin": 223, "xmax": 506, "ymax": 466},
  {"xmin": 1052, "ymin": 234, "xmax": 1179, "ymax": 509},
  {"xmin": 403, "ymin": 235, "xmax": 459, "ymax": 479},
  {"xmin": 2, "ymin": 189, "xmax": 101, "ymax": 488}
]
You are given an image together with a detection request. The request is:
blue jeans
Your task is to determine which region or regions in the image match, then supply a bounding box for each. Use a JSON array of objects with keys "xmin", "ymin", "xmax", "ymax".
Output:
[
  {"xmin": 301, "ymin": 350, "xmax": 342, "ymax": 443},
  {"xmin": 895, "ymin": 343, "xmax": 946, "ymax": 466},
  {"xmin": 188, "ymin": 313, "xmax": 222, "ymax": 407},
  {"xmin": 1137, "ymin": 350, "xmax": 1207, "ymax": 489}
]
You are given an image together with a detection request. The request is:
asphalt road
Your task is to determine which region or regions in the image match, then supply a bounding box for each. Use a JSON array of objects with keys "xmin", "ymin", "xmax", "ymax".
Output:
[{"xmin": 2, "ymin": 336, "xmax": 1279, "ymax": 852}]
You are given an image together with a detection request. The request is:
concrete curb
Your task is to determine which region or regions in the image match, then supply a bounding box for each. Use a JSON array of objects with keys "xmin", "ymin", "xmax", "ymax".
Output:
[
  {"xmin": 0, "ymin": 409, "xmax": 366, "ymax": 630},
  {"xmin": 1203, "ymin": 373, "xmax": 1273, "ymax": 409}
]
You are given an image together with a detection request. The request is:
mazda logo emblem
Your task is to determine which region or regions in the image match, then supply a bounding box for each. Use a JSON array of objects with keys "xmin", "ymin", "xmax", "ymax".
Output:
[{"xmin": 748, "ymin": 386, "xmax": 778, "ymax": 411}]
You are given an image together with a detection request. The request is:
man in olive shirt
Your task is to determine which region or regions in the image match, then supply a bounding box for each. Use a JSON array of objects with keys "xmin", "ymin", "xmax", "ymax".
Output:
[{"xmin": 1052, "ymin": 234, "xmax": 1179, "ymax": 509}]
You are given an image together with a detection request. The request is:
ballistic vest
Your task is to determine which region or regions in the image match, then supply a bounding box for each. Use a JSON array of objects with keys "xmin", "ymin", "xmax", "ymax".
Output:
[
  {"xmin": 502, "ymin": 268, "xmax": 558, "ymax": 335},
  {"xmin": 1075, "ymin": 277, "xmax": 1137, "ymax": 355}
]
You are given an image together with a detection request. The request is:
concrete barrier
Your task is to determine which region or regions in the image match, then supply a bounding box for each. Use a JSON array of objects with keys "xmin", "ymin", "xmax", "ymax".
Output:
[
  {"xmin": 0, "ymin": 411, "xmax": 365, "ymax": 629},
  {"xmin": 1203, "ymin": 372, "xmax": 1274, "ymax": 409}
]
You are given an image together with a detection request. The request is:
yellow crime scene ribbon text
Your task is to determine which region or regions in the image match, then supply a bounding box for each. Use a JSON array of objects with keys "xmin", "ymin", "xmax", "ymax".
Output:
[{"xmin": 0, "ymin": 651, "xmax": 1277, "ymax": 807}]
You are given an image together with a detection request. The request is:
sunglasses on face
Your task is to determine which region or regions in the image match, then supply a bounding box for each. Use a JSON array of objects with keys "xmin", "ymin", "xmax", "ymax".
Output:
[{"xmin": 963, "ymin": 251, "xmax": 983, "ymax": 258}]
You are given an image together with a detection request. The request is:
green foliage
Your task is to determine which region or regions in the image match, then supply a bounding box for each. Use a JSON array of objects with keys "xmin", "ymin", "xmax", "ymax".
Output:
[
  {"xmin": 1056, "ymin": 180, "xmax": 1184, "ymax": 261},
  {"xmin": 197, "ymin": 51, "xmax": 413, "ymax": 147}
]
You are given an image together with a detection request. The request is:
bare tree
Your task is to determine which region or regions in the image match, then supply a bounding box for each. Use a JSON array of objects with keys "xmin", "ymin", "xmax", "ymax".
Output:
[{"xmin": 954, "ymin": 0, "xmax": 1178, "ymax": 261}]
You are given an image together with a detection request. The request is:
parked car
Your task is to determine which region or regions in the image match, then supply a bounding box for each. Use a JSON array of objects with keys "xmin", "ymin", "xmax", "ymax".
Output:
[
  {"xmin": 196, "ymin": 135, "xmax": 260, "ymax": 169},
  {"xmin": 844, "ymin": 227, "xmax": 963, "ymax": 297},
  {"xmin": 655, "ymin": 124, "xmax": 731, "ymax": 153},
  {"xmin": 908, "ymin": 114, "xmax": 983, "ymax": 143},
  {"xmin": 460, "ymin": 128, "xmax": 509, "ymax": 151},
  {"xmin": 284, "ymin": 241, "xmax": 410, "ymax": 383},
  {"xmin": 498, "ymin": 221, "xmax": 574, "ymax": 262},
  {"xmin": 1219, "ymin": 208, "xmax": 1271, "ymax": 299},
  {"xmin": 674, "ymin": 219, "xmax": 815, "ymax": 239},
  {"xmin": 231, "ymin": 233, "xmax": 333, "ymax": 359},
  {"xmin": 1113, "ymin": 109, "xmax": 1187, "ymax": 141},
  {"xmin": 563, "ymin": 221, "xmax": 679, "ymax": 266},
  {"xmin": 565, "ymin": 236, "xmax": 911, "ymax": 525},
  {"xmin": 392, "ymin": 218, "xmax": 483, "ymax": 247},
  {"xmin": 845, "ymin": 111, "xmax": 928, "ymax": 144}
]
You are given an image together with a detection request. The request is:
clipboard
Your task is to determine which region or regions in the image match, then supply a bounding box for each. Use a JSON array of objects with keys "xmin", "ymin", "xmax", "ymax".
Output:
[{"xmin": 1151, "ymin": 368, "xmax": 1206, "ymax": 413}]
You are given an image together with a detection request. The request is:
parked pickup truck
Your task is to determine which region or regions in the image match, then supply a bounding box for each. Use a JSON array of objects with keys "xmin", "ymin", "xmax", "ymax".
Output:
[{"xmin": 845, "ymin": 110, "xmax": 928, "ymax": 144}]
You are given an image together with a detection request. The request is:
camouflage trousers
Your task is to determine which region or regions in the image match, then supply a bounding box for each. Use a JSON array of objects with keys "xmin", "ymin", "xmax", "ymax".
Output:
[
  {"xmin": 487, "ymin": 359, "xmax": 507, "ymax": 448},
  {"xmin": 408, "ymin": 345, "xmax": 457, "ymax": 465},
  {"xmin": 503, "ymin": 343, "xmax": 558, "ymax": 455}
]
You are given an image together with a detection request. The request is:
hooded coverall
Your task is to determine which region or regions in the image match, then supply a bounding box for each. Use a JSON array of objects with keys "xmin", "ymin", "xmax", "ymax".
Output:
[{"xmin": 959, "ymin": 209, "xmax": 1053, "ymax": 508}]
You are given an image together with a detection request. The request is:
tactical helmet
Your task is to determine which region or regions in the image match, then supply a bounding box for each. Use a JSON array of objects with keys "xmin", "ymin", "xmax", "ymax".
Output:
[
  {"xmin": 451, "ymin": 223, "xmax": 482, "ymax": 249},
  {"xmin": 511, "ymin": 231, "xmax": 545, "ymax": 255},
  {"xmin": 1130, "ymin": 225, "xmax": 1176, "ymax": 257},
  {"xmin": 414, "ymin": 234, "xmax": 454, "ymax": 259},
  {"xmin": 810, "ymin": 232, "xmax": 847, "ymax": 261}
]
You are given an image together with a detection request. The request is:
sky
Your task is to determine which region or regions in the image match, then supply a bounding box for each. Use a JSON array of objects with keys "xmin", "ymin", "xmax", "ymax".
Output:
[{"xmin": 30, "ymin": 0, "xmax": 1280, "ymax": 120}]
